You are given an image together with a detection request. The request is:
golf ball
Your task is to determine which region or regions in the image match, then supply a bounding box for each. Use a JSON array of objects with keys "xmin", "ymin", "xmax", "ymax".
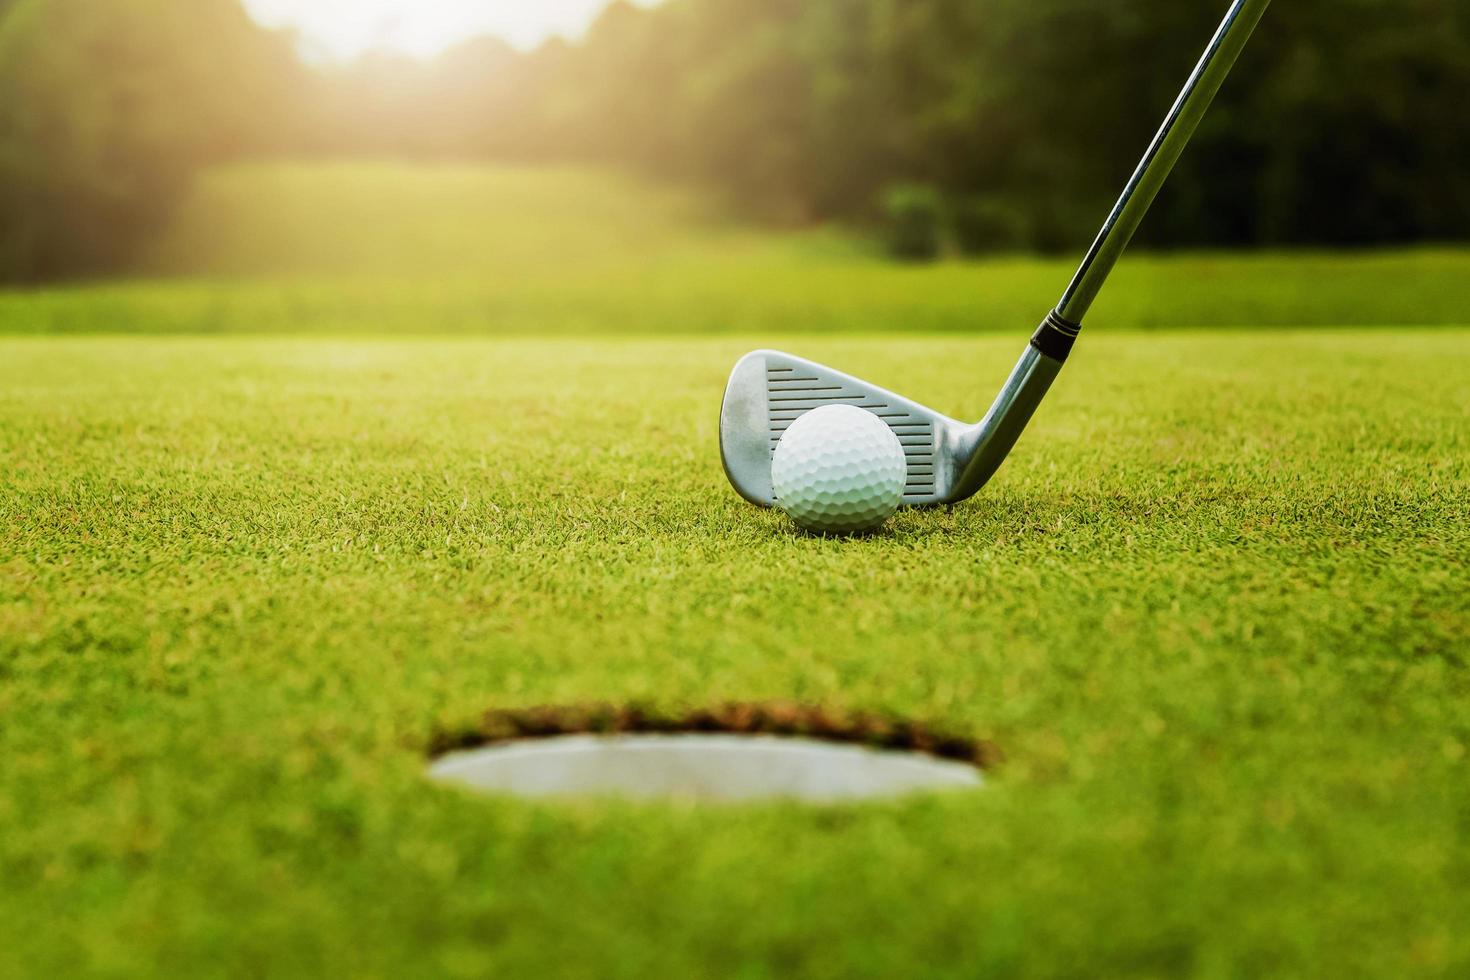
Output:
[{"xmin": 772, "ymin": 404, "xmax": 907, "ymax": 534}]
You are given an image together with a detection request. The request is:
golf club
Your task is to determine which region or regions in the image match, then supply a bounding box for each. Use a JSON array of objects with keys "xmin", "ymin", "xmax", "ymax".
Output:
[{"xmin": 720, "ymin": 0, "xmax": 1273, "ymax": 508}]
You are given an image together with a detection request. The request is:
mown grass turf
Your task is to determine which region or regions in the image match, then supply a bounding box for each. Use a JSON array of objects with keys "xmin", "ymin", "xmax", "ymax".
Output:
[
  {"xmin": 2, "ymin": 330, "xmax": 1466, "ymax": 978},
  {"xmin": 2, "ymin": 163, "xmax": 1468, "ymax": 976},
  {"xmin": 2, "ymin": 163, "xmax": 1469, "ymax": 336}
]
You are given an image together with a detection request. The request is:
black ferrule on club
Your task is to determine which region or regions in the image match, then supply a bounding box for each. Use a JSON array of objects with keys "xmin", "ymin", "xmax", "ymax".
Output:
[{"xmin": 1030, "ymin": 309, "xmax": 1082, "ymax": 363}]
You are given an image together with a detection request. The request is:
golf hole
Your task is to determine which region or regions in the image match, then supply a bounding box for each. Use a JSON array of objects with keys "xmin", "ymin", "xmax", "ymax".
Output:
[{"xmin": 427, "ymin": 703, "xmax": 993, "ymax": 804}]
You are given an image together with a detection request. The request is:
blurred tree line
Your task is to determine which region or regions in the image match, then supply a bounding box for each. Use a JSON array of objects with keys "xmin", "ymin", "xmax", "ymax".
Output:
[
  {"xmin": 1, "ymin": 0, "xmax": 1468, "ymax": 281},
  {"xmin": 0, "ymin": 0, "xmax": 304, "ymax": 280},
  {"xmin": 515, "ymin": 0, "xmax": 1470, "ymax": 256}
]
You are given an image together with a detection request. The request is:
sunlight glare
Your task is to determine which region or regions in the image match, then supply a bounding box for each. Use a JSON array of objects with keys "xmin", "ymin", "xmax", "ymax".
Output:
[{"xmin": 241, "ymin": 0, "xmax": 660, "ymax": 61}]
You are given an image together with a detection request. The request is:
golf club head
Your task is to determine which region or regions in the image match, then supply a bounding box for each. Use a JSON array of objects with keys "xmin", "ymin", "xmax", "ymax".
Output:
[
  {"xmin": 720, "ymin": 342, "xmax": 1065, "ymax": 509},
  {"xmin": 719, "ymin": 349, "xmax": 968, "ymax": 508}
]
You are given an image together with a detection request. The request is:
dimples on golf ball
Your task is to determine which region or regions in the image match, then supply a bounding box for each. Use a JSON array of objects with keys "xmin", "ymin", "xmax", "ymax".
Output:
[{"xmin": 772, "ymin": 404, "xmax": 907, "ymax": 533}]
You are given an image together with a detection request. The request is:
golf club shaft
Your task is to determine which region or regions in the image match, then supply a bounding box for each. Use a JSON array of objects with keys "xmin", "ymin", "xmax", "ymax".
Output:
[
  {"xmin": 1052, "ymin": 0, "xmax": 1273, "ymax": 334},
  {"xmin": 956, "ymin": 0, "xmax": 1270, "ymax": 502}
]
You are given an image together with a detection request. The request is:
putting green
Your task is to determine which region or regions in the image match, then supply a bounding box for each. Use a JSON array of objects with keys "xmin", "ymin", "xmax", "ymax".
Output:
[{"xmin": 1, "ymin": 330, "xmax": 1465, "ymax": 976}]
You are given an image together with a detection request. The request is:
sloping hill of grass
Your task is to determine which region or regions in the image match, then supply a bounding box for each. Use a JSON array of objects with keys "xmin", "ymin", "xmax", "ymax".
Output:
[
  {"xmin": 0, "ymin": 162, "xmax": 1467, "ymax": 335},
  {"xmin": 137, "ymin": 162, "xmax": 745, "ymax": 281}
]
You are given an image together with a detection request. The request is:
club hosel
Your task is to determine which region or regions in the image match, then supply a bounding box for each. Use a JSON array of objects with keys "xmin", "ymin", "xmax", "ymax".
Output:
[
  {"xmin": 949, "ymin": 340, "xmax": 1064, "ymax": 502},
  {"xmin": 1030, "ymin": 308, "xmax": 1082, "ymax": 363}
]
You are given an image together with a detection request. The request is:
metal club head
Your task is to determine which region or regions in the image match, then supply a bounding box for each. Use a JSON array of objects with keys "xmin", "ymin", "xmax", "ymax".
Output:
[{"xmin": 720, "ymin": 339, "xmax": 1065, "ymax": 509}]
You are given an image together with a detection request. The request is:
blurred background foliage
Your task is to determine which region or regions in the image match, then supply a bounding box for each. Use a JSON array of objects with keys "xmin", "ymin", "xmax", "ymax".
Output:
[
  {"xmin": 1, "ymin": 0, "xmax": 1468, "ymax": 283},
  {"xmin": 0, "ymin": 0, "xmax": 304, "ymax": 280}
]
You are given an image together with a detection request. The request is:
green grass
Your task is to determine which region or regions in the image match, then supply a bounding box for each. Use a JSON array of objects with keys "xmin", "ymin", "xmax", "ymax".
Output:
[
  {"xmin": 2, "ymin": 162, "xmax": 1469, "ymax": 335},
  {"xmin": 1, "ymin": 164, "xmax": 1468, "ymax": 977},
  {"xmin": 3, "ymin": 333, "xmax": 1467, "ymax": 977}
]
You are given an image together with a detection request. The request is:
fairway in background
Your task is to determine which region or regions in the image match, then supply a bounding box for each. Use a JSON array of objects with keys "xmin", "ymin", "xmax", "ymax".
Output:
[
  {"xmin": 137, "ymin": 163, "xmax": 743, "ymax": 280},
  {"xmin": 1, "ymin": 163, "xmax": 1467, "ymax": 337}
]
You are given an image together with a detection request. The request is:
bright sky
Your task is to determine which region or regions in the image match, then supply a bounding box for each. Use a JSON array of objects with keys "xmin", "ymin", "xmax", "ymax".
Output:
[{"xmin": 241, "ymin": 0, "xmax": 660, "ymax": 62}]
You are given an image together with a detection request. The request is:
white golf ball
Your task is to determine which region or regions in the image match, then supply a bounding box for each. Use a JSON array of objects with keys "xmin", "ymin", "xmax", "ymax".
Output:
[{"xmin": 772, "ymin": 404, "xmax": 907, "ymax": 534}]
